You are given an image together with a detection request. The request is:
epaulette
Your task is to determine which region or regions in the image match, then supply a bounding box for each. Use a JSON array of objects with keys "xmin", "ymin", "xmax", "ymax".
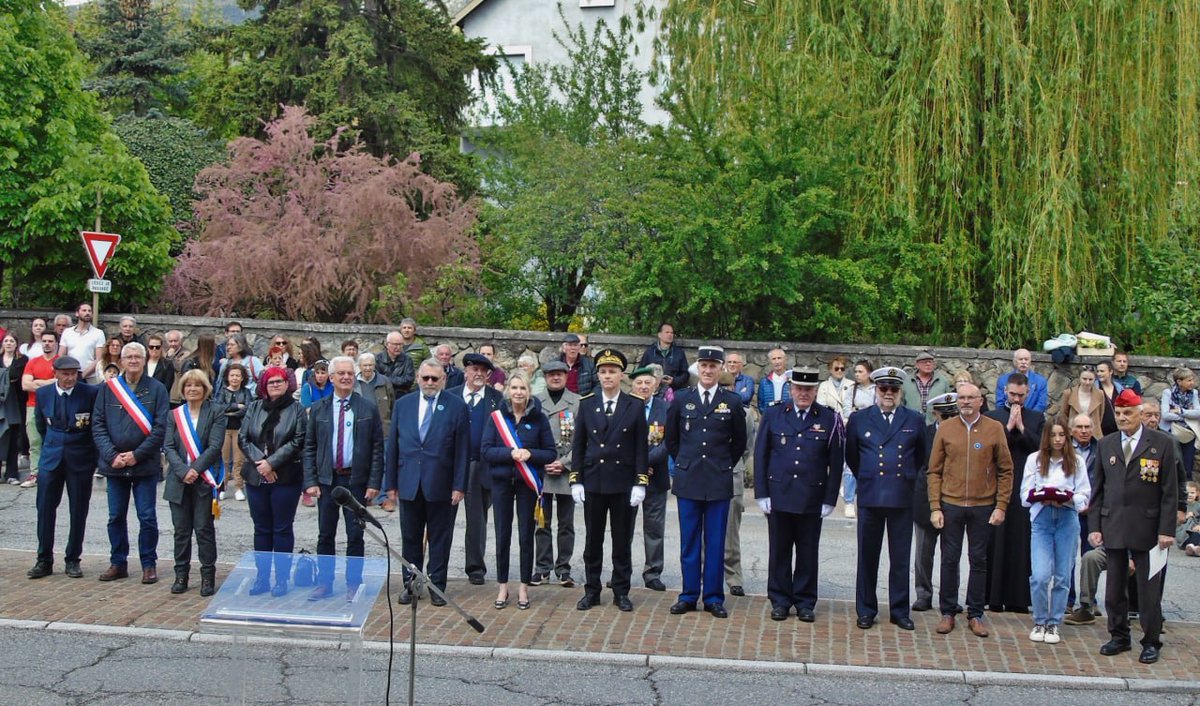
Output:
[
  {"xmin": 578, "ymin": 393, "xmax": 596, "ymax": 401},
  {"xmin": 630, "ymin": 393, "xmax": 648, "ymax": 402}
]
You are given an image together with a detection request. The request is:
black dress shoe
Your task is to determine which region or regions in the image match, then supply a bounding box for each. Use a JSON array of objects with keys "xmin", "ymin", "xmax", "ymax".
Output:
[
  {"xmin": 669, "ymin": 600, "xmax": 697, "ymax": 615},
  {"xmin": 729, "ymin": 585, "xmax": 745, "ymax": 597},
  {"xmin": 397, "ymin": 590, "xmax": 413, "ymax": 605},
  {"xmin": 576, "ymin": 594, "xmax": 600, "ymax": 611},
  {"xmin": 429, "ymin": 592, "xmax": 447, "ymax": 607},
  {"xmin": 468, "ymin": 574, "xmax": 485, "ymax": 586},
  {"xmin": 704, "ymin": 603, "xmax": 729, "ymax": 619},
  {"xmin": 856, "ymin": 616, "xmax": 874, "ymax": 629},
  {"xmin": 770, "ymin": 606, "xmax": 789, "ymax": 621},
  {"xmin": 614, "ymin": 595, "xmax": 634, "ymax": 612},
  {"xmin": 1139, "ymin": 645, "xmax": 1160, "ymax": 664},
  {"xmin": 1100, "ymin": 639, "xmax": 1132, "ymax": 656},
  {"xmin": 890, "ymin": 616, "xmax": 916, "ymax": 631},
  {"xmin": 797, "ymin": 608, "xmax": 816, "ymax": 623},
  {"xmin": 645, "ymin": 579, "xmax": 667, "ymax": 591},
  {"xmin": 64, "ymin": 561, "xmax": 83, "ymax": 578},
  {"xmin": 26, "ymin": 562, "xmax": 53, "ymax": 579},
  {"xmin": 911, "ymin": 599, "xmax": 933, "ymax": 612}
]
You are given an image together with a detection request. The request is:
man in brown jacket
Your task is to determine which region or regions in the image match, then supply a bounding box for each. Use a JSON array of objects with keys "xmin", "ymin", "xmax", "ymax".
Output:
[{"xmin": 927, "ymin": 383, "xmax": 1014, "ymax": 638}]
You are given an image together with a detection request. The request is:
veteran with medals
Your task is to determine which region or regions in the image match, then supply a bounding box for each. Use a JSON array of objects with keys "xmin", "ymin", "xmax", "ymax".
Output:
[
  {"xmin": 572, "ymin": 348, "xmax": 649, "ymax": 612},
  {"xmin": 1089, "ymin": 389, "xmax": 1179, "ymax": 664},
  {"xmin": 845, "ymin": 367, "xmax": 926, "ymax": 630},
  {"xmin": 667, "ymin": 346, "xmax": 747, "ymax": 619},
  {"xmin": 753, "ymin": 366, "xmax": 843, "ymax": 622}
]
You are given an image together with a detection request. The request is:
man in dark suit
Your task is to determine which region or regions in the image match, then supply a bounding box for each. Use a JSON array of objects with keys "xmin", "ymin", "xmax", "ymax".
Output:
[
  {"xmin": 28, "ymin": 357, "xmax": 99, "ymax": 579},
  {"xmin": 845, "ymin": 367, "xmax": 926, "ymax": 630},
  {"xmin": 572, "ymin": 349, "xmax": 649, "ymax": 612},
  {"xmin": 303, "ymin": 356, "xmax": 385, "ymax": 600},
  {"xmin": 1089, "ymin": 389, "xmax": 1178, "ymax": 665},
  {"xmin": 753, "ymin": 366, "xmax": 842, "ymax": 622},
  {"xmin": 630, "ymin": 365, "xmax": 670, "ymax": 591},
  {"xmin": 447, "ymin": 353, "xmax": 503, "ymax": 585},
  {"xmin": 667, "ymin": 346, "xmax": 747, "ymax": 619},
  {"xmin": 386, "ymin": 358, "xmax": 470, "ymax": 605}
]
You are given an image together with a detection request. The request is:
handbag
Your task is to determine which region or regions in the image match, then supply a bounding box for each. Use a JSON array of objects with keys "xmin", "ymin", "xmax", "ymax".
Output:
[{"xmin": 1172, "ymin": 421, "xmax": 1197, "ymax": 445}]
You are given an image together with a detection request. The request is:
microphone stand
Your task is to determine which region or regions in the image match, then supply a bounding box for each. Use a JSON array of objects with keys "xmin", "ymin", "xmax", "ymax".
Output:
[{"xmin": 359, "ymin": 520, "xmax": 484, "ymax": 706}]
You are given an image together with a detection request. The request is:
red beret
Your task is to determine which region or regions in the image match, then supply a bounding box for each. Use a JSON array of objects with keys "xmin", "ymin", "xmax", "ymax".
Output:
[{"xmin": 1113, "ymin": 389, "xmax": 1143, "ymax": 407}]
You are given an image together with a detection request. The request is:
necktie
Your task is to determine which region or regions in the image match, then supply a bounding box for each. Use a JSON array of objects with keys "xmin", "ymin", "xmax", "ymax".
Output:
[
  {"xmin": 58, "ymin": 392, "xmax": 70, "ymax": 428},
  {"xmin": 645, "ymin": 404, "xmax": 651, "ymax": 421},
  {"xmin": 885, "ymin": 412, "xmax": 893, "ymax": 427},
  {"xmin": 469, "ymin": 392, "xmax": 478, "ymax": 408},
  {"xmin": 1123, "ymin": 437, "xmax": 1134, "ymax": 465},
  {"xmin": 703, "ymin": 390, "xmax": 711, "ymax": 407},
  {"xmin": 335, "ymin": 399, "xmax": 348, "ymax": 468},
  {"xmin": 420, "ymin": 395, "xmax": 435, "ymax": 442},
  {"xmin": 605, "ymin": 400, "xmax": 614, "ymax": 416}
]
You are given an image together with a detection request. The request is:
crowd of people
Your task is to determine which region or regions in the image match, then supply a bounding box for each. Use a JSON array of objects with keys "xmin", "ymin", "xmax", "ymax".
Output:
[{"xmin": 0, "ymin": 310, "xmax": 1187, "ymax": 665}]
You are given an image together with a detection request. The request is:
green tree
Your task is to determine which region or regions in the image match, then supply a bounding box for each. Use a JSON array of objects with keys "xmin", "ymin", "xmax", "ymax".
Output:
[
  {"xmin": 75, "ymin": 0, "xmax": 191, "ymax": 116},
  {"xmin": 111, "ymin": 113, "xmax": 225, "ymax": 227},
  {"xmin": 0, "ymin": 0, "xmax": 176, "ymax": 308}
]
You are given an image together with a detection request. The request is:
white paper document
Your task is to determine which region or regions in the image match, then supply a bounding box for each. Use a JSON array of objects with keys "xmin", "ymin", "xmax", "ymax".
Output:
[{"xmin": 1148, "ymin": 545, "xmax": 1169, "ymax": 579}]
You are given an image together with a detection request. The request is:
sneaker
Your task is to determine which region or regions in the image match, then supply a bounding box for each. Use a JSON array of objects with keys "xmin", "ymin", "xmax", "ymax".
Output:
[
  {"xmin": 235, "ymin": 489, "xmax": 246, "ymax": 501},
  {"xmin": 1029, "ymin": 624, "xmax": 1045, "ymax": 642},
  {"xmin": 1043, "ymin": 625, "xmax": 1061, "ymax": 644},
  {"xmin": 1063, "ymin": 606, "xmax": 1095, "ymax": 625},
  {"xmin": 844, "ymin": 503, "xmax": 856, "ymax": 519},
  {"xmin": 93, "ymin": 471, "xmax": 102, "ymax": 479},
  {"xmin": 6, "ymin": 478, "xmax": 19, "ymax": 486},
  {"xmin": 559, "ymin": 574, "xmax": 575, "ymax": 588},
  {"xmin": 19, "ymin": 475, "xmax": 37, "ymax": 488},
  {"xmin": 219, "ymin": 490, "xmax": 227, "ymax": 501},
  {"xmin": 529, "ymin": 573, "xmax": 544, "ymax": 586},
  {"xmin": 1186, "ymin": 544, "xmax": 1198, "ymax": 557}
]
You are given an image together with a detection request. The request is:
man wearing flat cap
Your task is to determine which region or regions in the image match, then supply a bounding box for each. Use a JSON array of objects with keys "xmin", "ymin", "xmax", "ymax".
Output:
[
  {"xmin": 1090, "ymin": 389, "xmax": 1178, "ymax": 664},
  {"xmin": 447, "ymin": 352, "xmax": 504, "ymax": 585},
  {"xmin": 753, "ymin": 366, "xmax": 843, "ymax": 622},
  {"xmin": 572, "ymin": 348, "xmax": 649, "ymax": 612},
  {"xmin": 533, "ymin": 359, "xmax": 581, "ymax": 587},
  {"xmin": 846, "ymin": 367, "xmax": 926, "ymax": 630},
  {"xmin": 912, "ymin": 392, "xmax": 959, "ymax": 612},
  {"xmin": 28, "ymin": 357, "xmax": 99, "ymax": 579},
  {"xmin": 902, "ymin": 352, "xmax": 952, "ymax": 424},
  {"xmin": 667, "ymin": 346, "xmax": 747, "ymax": 619},
  {"xmin": 559, "ymin": 334, "xmax": 597, "ymax": 396}
]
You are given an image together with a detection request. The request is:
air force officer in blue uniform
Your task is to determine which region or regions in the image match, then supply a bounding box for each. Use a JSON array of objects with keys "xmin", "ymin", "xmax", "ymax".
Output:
[
  {"xmin": 666, "ymin": 346, "xmax": 747, "ymax": 619},
  {"xmin": 754, "ymin": 367, "xmax": 844, "ymax": 622},
  {"xmin": 28, "ymin": 357, "xmax": 99, "ymax": 580},
  {"xmin": 845, "ymin": 367, "xmax": 927, "ymax": 630}
]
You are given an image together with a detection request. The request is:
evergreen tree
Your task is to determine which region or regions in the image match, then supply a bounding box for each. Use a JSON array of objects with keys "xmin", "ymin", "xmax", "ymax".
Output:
[{"xmin": 76, "ymin": 0, "xmax": 190, "ymax": 116}]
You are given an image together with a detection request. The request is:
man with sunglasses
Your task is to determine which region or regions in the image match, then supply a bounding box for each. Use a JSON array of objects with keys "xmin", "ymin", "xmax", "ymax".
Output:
[{"xmin": 845, "ymin": 368, "xmax": 926, "ymax": 630}]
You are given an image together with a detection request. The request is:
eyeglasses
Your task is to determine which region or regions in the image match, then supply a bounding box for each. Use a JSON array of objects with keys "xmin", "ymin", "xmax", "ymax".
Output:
[
  {"xmin": 147, "ymin": 345, "xmax": 161, "ymax": 349},
  {"xmin": 832, "ymin": 366, "xmax": 845, "ymax": 372},
  {"xmin": 272, "ymin": 340, "xmax": 286, "ymax": 345},
  {"xmin": 878, "ymin": 384, "xmax": 901, "ymax": 393},
  {"xmin": 266, "ymin": 379, "xmax": 287, "ymax": 385},
  {"xmin": 420, "ymin": 375, "xmax": 442, "ymax": 382}
]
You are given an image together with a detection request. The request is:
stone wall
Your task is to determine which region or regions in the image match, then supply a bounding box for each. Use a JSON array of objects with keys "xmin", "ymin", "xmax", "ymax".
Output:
[{"xmin": 5, "ymin": 308, "xmax": 1196, "ymax": 413}]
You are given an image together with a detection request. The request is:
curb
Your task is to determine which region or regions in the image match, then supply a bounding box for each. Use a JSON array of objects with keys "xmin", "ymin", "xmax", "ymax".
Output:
[{"xmin": 3, "ymin": 618, "xmax": 1197, "ymax": 692}]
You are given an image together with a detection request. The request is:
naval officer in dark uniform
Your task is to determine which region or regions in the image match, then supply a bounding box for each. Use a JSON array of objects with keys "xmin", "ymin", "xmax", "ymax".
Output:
[
  {"xmin": 667, "ymin": 346, "xmax": 747, "ymax": 619},
  {"xmin": 571, "ymin": 348, "xmax": 649, "ymax": 612},
  {"xmin": 753, "ymin": 366, "xmax": 843, "ymax": 622},
  {"xmin": 845, "ymin": 367, "xmax": 926, "ymax": 630}
]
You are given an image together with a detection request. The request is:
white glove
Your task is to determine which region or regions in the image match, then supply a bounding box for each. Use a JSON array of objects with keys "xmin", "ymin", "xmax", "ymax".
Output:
[
  {"xmin": 571, "ymin": 484, "xmax": 586, "ymax": 504},
  {"xmin": 757, "ymin": 498, "xmax": 771, "ymax": 514},
  {"xmin": 820, "ymin": 504, "xmax": 835, "ymax": 518},
  {"xmin": 630, "ymin": 486, "xmax": 646, "ymax": 507}
]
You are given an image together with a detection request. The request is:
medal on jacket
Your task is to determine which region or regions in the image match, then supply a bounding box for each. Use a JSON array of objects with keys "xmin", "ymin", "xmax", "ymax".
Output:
[{"xmin": 559, "ymin": 410, "xmax": 574, "ymax": 444}]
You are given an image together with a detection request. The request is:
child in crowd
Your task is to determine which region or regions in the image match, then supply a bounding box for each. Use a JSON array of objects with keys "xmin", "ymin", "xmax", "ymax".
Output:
[
  {"xmin": 213, "ymin": 363, "xmax": 253, "ymax": 501},
  {"xmin": 1178, "ymin": 481, "xmax": 1200, "ymax": 555}
]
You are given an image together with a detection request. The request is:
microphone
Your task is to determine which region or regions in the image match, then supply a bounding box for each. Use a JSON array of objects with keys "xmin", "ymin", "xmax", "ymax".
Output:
[{"xmin": 331, "ymin": 485, "xmax": 383, "ymax": 530}]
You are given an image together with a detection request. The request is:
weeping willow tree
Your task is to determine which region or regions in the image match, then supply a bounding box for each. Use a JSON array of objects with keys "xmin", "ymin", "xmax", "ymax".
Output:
[{"xmin": 652, "ymin": 0, "xmax": 1200, "ymax": 351}]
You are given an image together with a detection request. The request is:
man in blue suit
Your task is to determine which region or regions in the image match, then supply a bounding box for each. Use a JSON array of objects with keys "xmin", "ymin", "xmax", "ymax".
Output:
[
  {"xmin": 845, "ymin": 367, "xmax": 927, "ymax": 630},
  {"xmin": 28, "ymin": 357, "xmax": 99, "ymax": 579},
  {"xmin": 303, "ymin": 356, "xmax": 385, "ymax": 600},
  {"xmin": 447, "ymin": 352, "xmax": 503, "ymax": 585},
  {"xmin": 386, "ymin": 358, "xmax": 470, "ymax": 605},
  {"xmin": 754, "ymin": 366, "xmax": 844, "ymax": 622},
  {"xmin": 666, "ymin": 346, "xmax": 747, "ymax": 619}
]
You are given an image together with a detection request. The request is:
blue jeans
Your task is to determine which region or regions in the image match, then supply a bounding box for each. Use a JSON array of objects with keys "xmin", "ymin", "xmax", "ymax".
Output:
[
  {"xmin": 246, "ymin": 482, "xmax": 303, "ymax": 583},
  {"xmin": 842, "ymin": 466, "xmax": 857, "ymax": 504},
  {"xmin": 1029, "ymin": 505, "xmax": 1079, "ymax": 626},
  {"xmin": 106, "ymin": 475, "xmax": 159, "ymax": 568}
]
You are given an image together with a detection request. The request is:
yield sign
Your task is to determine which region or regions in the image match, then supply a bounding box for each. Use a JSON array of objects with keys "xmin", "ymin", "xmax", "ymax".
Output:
[{"xmin": 80, "ymin": 231, "xmax": 121, "ymax": 279}]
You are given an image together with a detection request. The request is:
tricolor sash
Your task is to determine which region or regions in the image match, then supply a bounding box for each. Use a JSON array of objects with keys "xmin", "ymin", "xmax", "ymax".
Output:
[
  {"xmin": 107, "ymin": 376, "xmax": 153, "ymax": 436},
  {"xmin": 172, "ymin": 405, "xmax": 225, "ymax": 519},
  {"xmin": 490, "ymin": 409, "xmax": 545, "ymax": 527}
]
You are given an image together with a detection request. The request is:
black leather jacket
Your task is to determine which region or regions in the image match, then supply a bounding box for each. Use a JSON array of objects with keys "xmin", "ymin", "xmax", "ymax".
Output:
[{"xmin": 238, "ymin": 398, "xmax": 306, "ymax": 486}]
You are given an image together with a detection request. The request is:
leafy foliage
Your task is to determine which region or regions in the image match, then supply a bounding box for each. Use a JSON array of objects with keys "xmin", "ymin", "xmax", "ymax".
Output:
[
  {"xmin": 111, "ymin": 113, "xmax": 225, "ymax": 227},
  {"xmin": 0, "ymin": 0, "xmax": 176, "ymax": 309},
  {"xmin": 164, "ymin": 106, "xmax": 478, "ymax": 322}
]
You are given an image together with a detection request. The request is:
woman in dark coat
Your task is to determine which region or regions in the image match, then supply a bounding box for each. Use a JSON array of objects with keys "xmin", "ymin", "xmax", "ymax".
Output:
[
  {"xmin": 481, "ymin": 371, "xmax": 556, "ymax": 610},
  {"xmin": 238, "ymin": 366, "xmax": 306, "ymax": 596},
  {"xmin": 163, "ymin": 369, "xmax": 227, "ymax": 596}
]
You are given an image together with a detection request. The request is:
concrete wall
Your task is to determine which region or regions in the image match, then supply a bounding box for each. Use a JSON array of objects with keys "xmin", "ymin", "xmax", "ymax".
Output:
[{"xmin": 6, "ymin": 308, "xmax": 1197, "ymax": 414}]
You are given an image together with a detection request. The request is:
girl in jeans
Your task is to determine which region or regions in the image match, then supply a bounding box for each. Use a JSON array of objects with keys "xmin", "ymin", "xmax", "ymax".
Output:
[{"xmin": 1021, "ymin": 418, "xmax": 1091, "ymax": 644}]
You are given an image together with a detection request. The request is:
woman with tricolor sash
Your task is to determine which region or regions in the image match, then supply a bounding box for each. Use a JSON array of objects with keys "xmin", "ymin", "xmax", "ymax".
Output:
[
  {"xmin": 163, "ymin": 369, "xmax": 227, "ymax": 596},
  {"xmin": 481, "ymin": 371, "xmax": 556, "ymax": 610}
]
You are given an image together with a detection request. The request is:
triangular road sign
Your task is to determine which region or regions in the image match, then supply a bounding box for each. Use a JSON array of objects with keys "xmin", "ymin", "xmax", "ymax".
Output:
[{"xmin": 80, "ymin": 231, "xmax": 121, "ymax": 279}]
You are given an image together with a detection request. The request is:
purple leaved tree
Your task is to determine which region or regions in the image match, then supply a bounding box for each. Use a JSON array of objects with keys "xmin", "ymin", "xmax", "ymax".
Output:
[{"xmin": 163, "ymin": 105, "xmax": 478, "ymax": 322}]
